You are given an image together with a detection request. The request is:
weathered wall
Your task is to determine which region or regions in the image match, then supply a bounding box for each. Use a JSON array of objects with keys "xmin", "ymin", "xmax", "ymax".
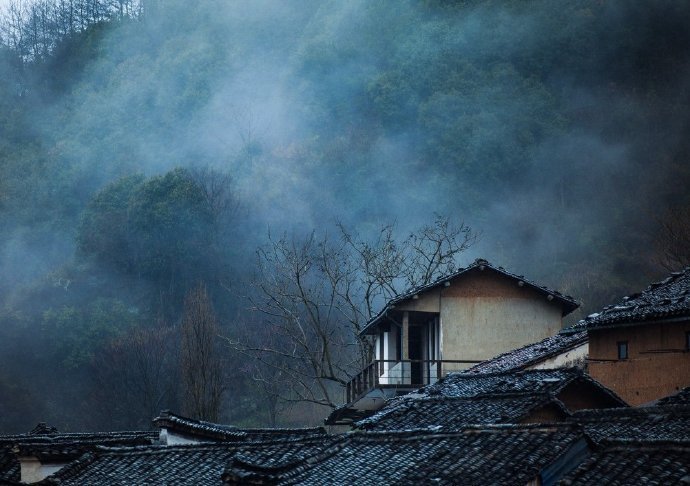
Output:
[
  {"xmin": 395, "ymin": 288, "xmax": 441, "ymax": 313},
  {"xmin": 20, "ymin": 457, "xmax": 69, "ymax": 483},
  {"xmin": 439, "ymin": 270, "xmax": 563, "ymax": 363},
  {"xmin": 588, "ymin": 321, "xmax": 690, "ymax": 405},
  {"xmin": 529, "ymin": 342, "xmax": 589, "ymax": 370}
]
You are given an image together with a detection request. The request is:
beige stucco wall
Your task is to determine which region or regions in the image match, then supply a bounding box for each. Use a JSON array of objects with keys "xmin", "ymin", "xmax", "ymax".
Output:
[
  {"xmin": 20, "ymin": 457, "xmax": 69, "ymax": 483},
  {"xmin": 395, "ymin": 288, "xmax": 441, "ymax": 313},
  {"xmin": 529, "ymin": 342, "xmax": 589, "ymax": 370},
  {"xmin": 439, "ymin": 271, "xmax": 563, "ymax": 363}
]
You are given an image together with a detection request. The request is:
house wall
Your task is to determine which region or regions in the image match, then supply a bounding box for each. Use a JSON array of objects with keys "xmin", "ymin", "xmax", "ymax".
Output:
[
  {"xmin": 519, "ymin": 404, "xmax": 566, "ymax": 424},
  {"xmin": 395, "ymin": 288, "xmax": 441, "ymax": 313},
  {"xmin": 439, "ymin": 271, "xmax": 563, "ymax": 365},
  {"xmin": 556, "ymin": 380, "xmax": 623, "ymax": 409},
  {"xmin": 528, "ymin": 342, "xmax": 589, "ymax": 370},
  {"xmin": 20, "ymin": 457, "xmax": 69, "ymax": 483},
  {"xmin": 588, "ymin": 321, "xmax": 690, "ymax": 405}
]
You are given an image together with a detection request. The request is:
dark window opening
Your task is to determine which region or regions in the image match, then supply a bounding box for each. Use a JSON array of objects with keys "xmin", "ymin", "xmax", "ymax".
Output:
[{"xmin": 617, "ymin": 341, "xmax": 628, "ymax": 360}]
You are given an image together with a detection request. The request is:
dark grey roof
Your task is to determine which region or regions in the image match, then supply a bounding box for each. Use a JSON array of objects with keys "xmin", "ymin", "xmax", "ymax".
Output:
[
  {"xmin": 354, "ymin": 368, "xmax": 625, "ymax": 430},
  {"xmin": 153, "ymin": 410, "xmax": 326, "ymax": 442},
  {"xmin": 40, "ymin": 436, "xmax": 341, "ymax": 485},
  {"xmin": 559, "ymin": 440, "xmax": 690, "ymax": 485},
  {"xmin": 466, "ymin": 323, "xmax": 588, "ymax": 373},
  {"xmin": 0, "ymin": 428, "xmax": 156, "ymax": 483},
  {"xmin": 406, "ymin": 367, "xmax": 615, "ymax": 400},
  {"xmin": 582, "ymin": 267, "xmax": 690, "ymax": 329},
  {"xmin": 656, "ymin": 387, "xmax": 690, "ymax": 406},
  {"xmin": 568, "ymin": 405, "xmax": 690, "ymax": 443},
  {"xmin": 354, "ymin": 393, "xmax": 569, "ymax": 431},
  {"xmin": 361, "ymin": 258, "xmax": 579, "ymax": 335},
  {"xmin": 223, "ymin": 424, "xmax": 586, "ymax": 485}
]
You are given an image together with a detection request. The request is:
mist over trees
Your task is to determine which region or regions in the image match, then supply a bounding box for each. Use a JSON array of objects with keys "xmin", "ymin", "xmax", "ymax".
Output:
[{"xmin": 0, "ymin": 0, "xmax": 689, "ymax": 431}]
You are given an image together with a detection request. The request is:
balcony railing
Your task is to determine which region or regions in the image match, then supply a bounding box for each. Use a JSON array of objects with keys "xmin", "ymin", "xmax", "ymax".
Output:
[{"xmin": 345, "ymin": 359, "xmax": 482, "ymax": 403}]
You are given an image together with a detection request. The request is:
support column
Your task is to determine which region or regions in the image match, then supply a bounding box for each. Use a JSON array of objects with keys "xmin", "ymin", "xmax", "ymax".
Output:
[{"xmin": 402, "ymin": 311, "xmax": 409, "ymax": 360}]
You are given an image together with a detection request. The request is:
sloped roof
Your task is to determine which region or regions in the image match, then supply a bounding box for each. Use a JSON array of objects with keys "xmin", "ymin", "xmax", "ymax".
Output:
[
  {"xmin": 404, "ymin": 367, "xmax": 617, "ymax": 400},
  {"xmin": 559, "ymin": 439, "xmax": 690, "ymax": 485},
  {"xmin": 656, "ymin": 386, "xmax": 690, "ymax": 406},
  {"xmin": 353, "ymin": 368, "xmax": 625, "ymax": 430},
  {"xmin": 153, "ymin": 410, "xmax": 326, "ymax": 442},
  {"xmin": 361, "ymin": 258, "xmax": 579, "ymax": 335},
  {"xmin": 223, "ymin": 425, "xmax": 586, "ymax": 485},
  {"xmin": 39, "ymin": 436, "xmax": 341, "ymax": 485},
  {"xmin": 354, "ymin": 393, "xmax": 569, "ymax": 431},
  {"xmin": 582, "ymin": 267, "xmax": 690, "ymax": 330},
  {"xmin": 466, "ymin": 323, "xmax": 588, "ymax": 374},
  {"xmin": 0, "ymin": 427, "xmax": 156, "ymax": 483},
  {"xmin": 568, "ymin": 405, "xmax": 690, "ymax": 443}
]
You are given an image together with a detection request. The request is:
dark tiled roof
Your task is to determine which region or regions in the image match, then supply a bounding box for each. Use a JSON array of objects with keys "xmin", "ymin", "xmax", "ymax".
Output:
[
  {"xmin": 655, "ymin": 387, "xmax": 690, "ymax": 406},
  {"xmin": 569, "ymin": 405, "xmax": 690, "ymax": 443},
  {"xmin": 0, "ymin": 444, "xmax": 19, "ymax": 483},
  {"xmin": 361, "ymin": 258, "xmax": 579, "ymax": 335},
  {"xmin": 223, "ymin": 424, "xmax": 586, "ymax": 485},
  {"xmin": 0, "ymin": 428, "xmax": 156, "ymax": 483},
  {"xmin": 466, "ymin": 324, "xmax": 588, "ymax": 373},
  {"xmin": 355, "ymin": 393, "xmax": 568, "ymax": 431},
  {"xmin": 582, "ymin": 267, "xmax": 690, "ymax": 329},
  {"xmin": 560, "ymin": 440, "xmax": 690, "ymax": 485},
  {"xmin": 354, "ymin": 368, "xmax": 625, "ymax": 430},
  {"xmin": 415, "ymin": 367, "xmax": 618, "ymax": 401},
  {"xmin": 40, "ymin": 436, "xmax": 341, "ymax": 485},
  {"xmin": 153, "ymin": 410, "xmax": 327, "ymax": 442}
]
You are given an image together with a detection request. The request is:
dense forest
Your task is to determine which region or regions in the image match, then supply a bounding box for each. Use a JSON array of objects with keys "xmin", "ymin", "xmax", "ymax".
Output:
[{"xmin": 0, "ymin": 0, "xmax": 689, "ymax": 432}]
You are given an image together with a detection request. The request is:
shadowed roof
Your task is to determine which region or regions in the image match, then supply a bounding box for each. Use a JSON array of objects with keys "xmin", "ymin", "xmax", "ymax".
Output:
[
  {"xmin": 223, "ymin": 424, "xmax": 586, "ymax": 485},
  {"xmin": 582, "ymin": 267, "xmax": 690, "ymax": 330},
  {"xmin": 153, "ymin": 410, "xmax": 327, "ymax": 442},
  {"xmin": 353, "ymin": 368, "xmax": 626, "ymax": 431},
  {"xmin": 560, "ymin": 439, "xmax": 690, "ymax": 485}
]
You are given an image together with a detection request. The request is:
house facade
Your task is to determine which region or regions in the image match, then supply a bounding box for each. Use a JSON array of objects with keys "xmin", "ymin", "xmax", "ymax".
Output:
[
  {"xmin": 332, "ymin": 259, "xmax": 579, "ymax": 423},
  {"xmin": 585, "ymin": 268, "xmax": 690, "ymax": 405}
]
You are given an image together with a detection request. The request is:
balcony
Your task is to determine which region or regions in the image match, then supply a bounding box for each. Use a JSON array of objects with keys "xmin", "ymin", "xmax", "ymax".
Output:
[{"xmin": 345, "ymin": 359, "xmax": 482, "ymax": 404}]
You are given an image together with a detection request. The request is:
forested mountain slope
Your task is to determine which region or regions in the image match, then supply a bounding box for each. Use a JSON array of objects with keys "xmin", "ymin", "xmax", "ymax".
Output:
[{"xmin": 0, "ymin": 0, "xmax": 688, "ymax": 431}]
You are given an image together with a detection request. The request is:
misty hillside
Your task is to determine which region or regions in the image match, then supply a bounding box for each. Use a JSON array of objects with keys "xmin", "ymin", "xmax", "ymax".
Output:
[{"xmin": 0, "ymin": 0, "xmax": 689, "ymax": 431}]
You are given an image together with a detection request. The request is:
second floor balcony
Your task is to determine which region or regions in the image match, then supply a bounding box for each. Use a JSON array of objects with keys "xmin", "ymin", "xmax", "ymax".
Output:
[{"xmin": 345, "ymin": 359, "xmax": 482, "ymax": 404}]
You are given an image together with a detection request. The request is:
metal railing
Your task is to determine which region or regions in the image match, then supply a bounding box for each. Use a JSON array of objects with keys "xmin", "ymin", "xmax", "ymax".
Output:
[{"xmin": 345, "ymin": 359, "xmax": 482, "ymax": 403}]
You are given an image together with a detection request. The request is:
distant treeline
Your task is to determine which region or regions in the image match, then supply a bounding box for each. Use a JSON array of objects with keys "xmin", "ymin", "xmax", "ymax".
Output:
[{"xmin": 0, "ymin": 0, "xmax": 689, "ymax": 432}]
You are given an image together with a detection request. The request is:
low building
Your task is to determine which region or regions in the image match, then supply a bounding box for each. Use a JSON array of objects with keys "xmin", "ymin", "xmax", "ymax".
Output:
[
  {"xmin": 331, "ymin": 259, "xmax": 579, "ymax": 424},
  {"xmin": 0, "ymin": 424, "xmax": 156, "ymax": 484},
  {"xmin": 153, "ymin": 410, "xmax": 326, "ymax": 445},
  {"xmin": 352, "ymin": 368, "xmax": 626, "ymax": 431},
  {"xmin": 584, "ymin": 267, "xmax": 690, "ymax": 405}
]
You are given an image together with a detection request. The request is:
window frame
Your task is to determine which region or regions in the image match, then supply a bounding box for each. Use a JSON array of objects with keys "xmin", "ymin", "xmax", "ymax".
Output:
[{"xmin": 617, "ymin": 340, "xmax": 629, "ymax": 360}]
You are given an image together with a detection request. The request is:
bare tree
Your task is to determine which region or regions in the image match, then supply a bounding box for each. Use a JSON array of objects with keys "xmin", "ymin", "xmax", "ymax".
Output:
[
  {"xmin": 656, "ymin": 205, "xmax": 690, "ymax": 271},
  {"xmin": 90, "ymin": 320, "xmax": 178, "ymax": 429},
  {"xmin": 180, "ymin": 282, "xmax": 225, "ymax": 421},
  {"xmin": 230, "ymin": 216, "xmax": 477, "ymax": 413}
]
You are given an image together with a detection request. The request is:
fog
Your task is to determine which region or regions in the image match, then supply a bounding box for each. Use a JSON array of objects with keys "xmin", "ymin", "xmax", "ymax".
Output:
[{"xmin": 0, "ymin": 0, "xmax": 689, "ymax": 429}]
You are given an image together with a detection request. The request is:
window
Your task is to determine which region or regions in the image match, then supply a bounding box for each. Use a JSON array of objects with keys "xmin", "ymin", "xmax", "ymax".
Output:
[
  {"xmin": 686, "ymin": 331, "xmax": 690, "ymax": 351},
  {"xmin": 617, "ymin": 341, "xmax": 628, "ymax": 360}
]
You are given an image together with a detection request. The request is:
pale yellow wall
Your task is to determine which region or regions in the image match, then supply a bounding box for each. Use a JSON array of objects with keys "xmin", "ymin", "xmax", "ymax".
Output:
[
  {"xmin": 439, "ymin": 271, "xmax": 563, "ymax": 362},
  {"xmin": 395, "ymin": 288, "xmax": 441, "ymax": 313}
]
